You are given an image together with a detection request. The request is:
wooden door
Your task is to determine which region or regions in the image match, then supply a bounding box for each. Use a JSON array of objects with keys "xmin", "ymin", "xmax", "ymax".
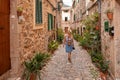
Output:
[{"xmin": 0, "ymin": 0, "xmax": 11, "ymax": 75}]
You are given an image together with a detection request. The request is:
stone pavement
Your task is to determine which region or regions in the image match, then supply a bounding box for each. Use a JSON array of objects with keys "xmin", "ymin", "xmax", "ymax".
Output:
[{"xmin": 41, "ymin": 41, "xmax": 101, "ymax": 80}]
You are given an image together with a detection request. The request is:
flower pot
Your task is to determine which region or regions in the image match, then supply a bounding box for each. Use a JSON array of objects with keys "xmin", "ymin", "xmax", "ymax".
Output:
[
  {"xmin": 107, "ymin": 12, "xmax": 113, "ymax": 20},
  {"xmin": 95, "ymin": 26, "xmax": 99, "ymax": 30},
  {"xmin": 30, "ymin": 73, "xmax": 36, "ymax": 80},
  {"xmin": 100, "ymin": 72, "xmax": 107, "ymax": 80},
  {"xmin": 17, "ymin": 11, "xmax": 22, "ymax": 17}
]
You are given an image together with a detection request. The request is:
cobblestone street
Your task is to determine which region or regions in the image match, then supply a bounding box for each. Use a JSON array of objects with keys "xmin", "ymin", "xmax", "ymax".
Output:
[{"xmin": 41, "ymin": 41, "xmax": 100, "ymax": 80}]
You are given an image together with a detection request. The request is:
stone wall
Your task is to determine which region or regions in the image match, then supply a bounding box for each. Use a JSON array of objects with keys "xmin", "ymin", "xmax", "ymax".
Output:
[
  {"xmin": 101, "ymin": 0, "xmax": 115, "ymax": 78},
  {"xmin": 114, "ymin": 0, "xmax": 120, "ymax": 79},
  {"xmin": 87, "ymin": 0, "xmax": 120, "ymax": 79},
  {"xmin": 61, "ymin": 7, "xmax": 71, "ymax": 31},
  {"xmin": 71, "ymin": 0, "xmax": 86, "ymax": 34},
  {"xmin": 87, "ymin": 1, "xmax": 98, "ymax": 15},
  {"xmin": 17, "ymin": 0, "xmax": 57, "ymax": 62},
  {"xmin": 0, "ymin": 0, "xmax": 59, "ymax": 79}
]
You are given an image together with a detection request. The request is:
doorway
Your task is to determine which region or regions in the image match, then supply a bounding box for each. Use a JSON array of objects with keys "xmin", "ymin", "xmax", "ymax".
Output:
[{"xmin": 0, "ymin": 0, "xmax": 11, "ymax": 75}]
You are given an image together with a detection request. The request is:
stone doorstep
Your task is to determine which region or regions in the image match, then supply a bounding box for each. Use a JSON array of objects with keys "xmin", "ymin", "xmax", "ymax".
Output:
[{"xmin": 7, "ymin": 77, "xmax": 21, "ymax": 80}]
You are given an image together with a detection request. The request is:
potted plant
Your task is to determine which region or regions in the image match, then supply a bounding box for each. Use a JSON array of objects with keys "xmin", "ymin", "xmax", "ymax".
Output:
[
  {"xmin": 99, "ymin": 61, "xmax": 109, "ymax": 80},
  {"xmin": 22, "ymin": 59, "xmax": 40, "ymax": 80},
  {"xmin": 17, "ymin": 7, "xmax": 23, "ymax": 17},
  {"xmin": 48, "ymin": 41, "xmax": 59, "ymax": 53},
  {"xmin": 105, "ymin": 9, "xmax": 113, "ymax": 20},
  {"xmin": 95, "ymin": 25, "xmax": 99, "ymax": 30},
  {"xmin": 22, "ymin": 53, "xmax": 50, "ymax": 80}
]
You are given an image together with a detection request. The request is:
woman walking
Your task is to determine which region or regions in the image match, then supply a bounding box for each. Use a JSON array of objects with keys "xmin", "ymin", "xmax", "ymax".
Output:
[{"xmin": 63, "ymin": 31, "xmax": 74, "ymax": 63}]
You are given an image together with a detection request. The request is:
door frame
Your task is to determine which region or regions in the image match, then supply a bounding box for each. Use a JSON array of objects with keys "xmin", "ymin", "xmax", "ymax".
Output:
[{"xmin": 0, "ymin": 0, "xmax": 21, "ymax": 79}]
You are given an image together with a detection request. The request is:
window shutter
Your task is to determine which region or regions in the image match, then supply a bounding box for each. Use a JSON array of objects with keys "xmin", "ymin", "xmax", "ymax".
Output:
[
  {"xmin": 35, "ymin": 0, "xmax": 42, "ymax": 24},
  {"xmin": 48, "ymin": 14, "xmax": 54, "ymax": 31},
  {"xmin": 48, "ymin": 14, "xmax": 50, "ymax": 30},
  {"xmin": 39, "ymin": 0, "xmax": 42, "ymax": 23},
  {"xmin": 36, "ymin": 0, "xmax": 39, "ymax": 24},
  {"xmin": 48, "ymin": 14, "xmax": 50, "ymax": 31},
  {"xmin": 51, "ymin": 14, "xmax": 53, "ymax": 30}
]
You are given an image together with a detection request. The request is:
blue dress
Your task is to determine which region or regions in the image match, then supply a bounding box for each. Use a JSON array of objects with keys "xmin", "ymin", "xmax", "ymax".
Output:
[{"xmin": 65, "ymin": 36, "xmax": 73, "ymax": 53}]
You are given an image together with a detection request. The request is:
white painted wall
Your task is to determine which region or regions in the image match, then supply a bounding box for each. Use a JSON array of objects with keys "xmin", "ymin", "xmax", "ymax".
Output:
[
  {"xmin": 62, "ymin": 10, "xmax": 70, "ymax": 21},
  {"xmin": 86, "ymin": 0, "xmax": 90, "ymax": 6}
]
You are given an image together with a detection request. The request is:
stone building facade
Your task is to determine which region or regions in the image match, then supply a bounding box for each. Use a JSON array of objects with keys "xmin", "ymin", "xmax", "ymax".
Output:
[
  {"xmin": 86, "ymin": 0, "xmax": 120, "ymax": 79},
  {"xmin": 70, "ymin": 0, "xmax": 86, "ymax": 35},
  {"xmin": 0, "ymin": 0, "xmax": 62, "ymax": 79},
  {"xmin": 101, "ymin": 0, "xmax": 120, "ymax": 79},
  {"xmin": 61, "ymin": 4, "xmax": 71, "ymax": 32},
  {"xmin": 70, "ymin": 0, "xmax": 120, "ymax": 79}
]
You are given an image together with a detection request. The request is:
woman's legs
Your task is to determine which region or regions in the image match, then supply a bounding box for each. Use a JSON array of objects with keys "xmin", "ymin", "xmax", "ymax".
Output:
[{"xmin": 68, "ymin": 52, "xmax": 72, "ymax": 63}]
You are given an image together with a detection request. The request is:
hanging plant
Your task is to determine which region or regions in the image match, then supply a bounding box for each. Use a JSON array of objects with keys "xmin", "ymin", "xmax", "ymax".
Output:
[{"xmin": 17, "ymin": 7, "xmax": 23, "ymax": 17}]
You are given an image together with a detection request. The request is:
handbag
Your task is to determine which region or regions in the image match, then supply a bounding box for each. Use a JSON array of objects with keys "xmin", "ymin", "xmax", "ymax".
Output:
[{"xmin": 72, "ymin": 46, "xmax": 75, "ymax": 50}]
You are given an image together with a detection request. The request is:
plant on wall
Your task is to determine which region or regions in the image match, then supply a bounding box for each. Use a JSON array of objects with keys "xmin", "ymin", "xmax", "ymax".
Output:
[
  {"xmin": 17, "ymin": 7, "xmax": 23, "ymax": 17},
  {"xmin": 77, "ymin": 12, "xmax": 110, "ymax": 79}
]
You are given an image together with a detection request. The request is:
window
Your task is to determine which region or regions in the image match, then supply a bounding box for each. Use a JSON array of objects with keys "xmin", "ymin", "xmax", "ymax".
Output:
[
  {"xmin": 64, "ymin": 10, "xmax": 68, "ymax": 12},
  {"xmin": 74, "ymin": 14, "xmax": 76, "ymax": 21},
  {"xmin": 48, "ymin": 13, "xmax": 53, "ymax": 31},
  {"xmin": 80, "ymin": 9, "xmax": 82, "ymax": 19},
  {"xmin": 65, "ymin": 17, "xmax": 68, "ymax": 21},
  {"xmin": 36, "ymin": 0, "xmax": 42, "ymax": 24}
]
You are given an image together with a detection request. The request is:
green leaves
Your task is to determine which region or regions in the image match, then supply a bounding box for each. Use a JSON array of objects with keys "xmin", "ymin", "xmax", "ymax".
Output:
[
  {"xmin": 23, "ymin": 52, "xmax": 50, "ymax": 80},
  {"xmin": 57, "ymin": 28, "xmax": 64, "ymax": 43},
  {"xmin": 48, "ymin": 41, "xmax": 59, "ymax": 52}
]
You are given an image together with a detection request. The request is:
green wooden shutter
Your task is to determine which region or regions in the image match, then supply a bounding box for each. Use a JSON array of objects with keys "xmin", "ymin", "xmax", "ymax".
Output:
[
  {"xmin": 48, "ymin": 14, "xmax": 51, "ymax": 30},
  {"xmin": 48, "ymin": 14, "xmax": 50, "ymax": 30},
  {"xmin": 51, "ymin": 14, "xmax": 53, "ymax": 30},
  {"xmin": 48, "ymin": 14, "xmax": 53, "ymax": 31},
  {"xmin": 39, "ymin": 0, "xmax": 42, "ymax": 23},
  {"xmin": 36, "ymin": 0, "xmax": 42, "ymax": 24},
  {"xmin": 36, "ymin": 0, "xmax": 39, "ymax": 24}
]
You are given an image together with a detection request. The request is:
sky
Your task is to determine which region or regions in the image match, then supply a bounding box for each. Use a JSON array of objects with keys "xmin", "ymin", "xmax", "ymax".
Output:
[{"xmin": 63, "ymin": 0, "xmax": 73, "ymax": 6}]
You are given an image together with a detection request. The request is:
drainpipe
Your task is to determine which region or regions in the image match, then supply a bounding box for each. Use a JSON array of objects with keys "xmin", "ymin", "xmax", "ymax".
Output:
[{"xmin": 97, "ymin": 0, "xmax": 101, "ymax": 34}]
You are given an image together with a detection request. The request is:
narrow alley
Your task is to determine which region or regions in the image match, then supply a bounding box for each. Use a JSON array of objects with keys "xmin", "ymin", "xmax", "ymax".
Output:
[
  {"xmin": 1, "ymin": 0, "xmax": 120, "ymax": 80},
  {"xmin": 41, "ymin": 41, "xmax": 100, "ymax": 80}
]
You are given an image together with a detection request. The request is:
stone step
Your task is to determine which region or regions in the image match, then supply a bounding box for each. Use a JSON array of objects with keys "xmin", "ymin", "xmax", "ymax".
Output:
[{"xmin": 7, "ymin": 77, "xmax": 21, "ymax": 80}]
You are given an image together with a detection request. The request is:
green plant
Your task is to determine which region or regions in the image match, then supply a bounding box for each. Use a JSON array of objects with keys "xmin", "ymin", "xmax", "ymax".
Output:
[
  {"xmin": 90, "ymin": 50, "xmax": 103, "ymax": 63},
  {"xmin": 33, "ymin": 52, "xmax": 50, "ymax": 69},
  {"xmin": 57, "ymin": 28, "xmax": 64, "ymax": 43},
  {"xmin": 48, "ymin": 40, "xmax": 59, "ymax": 53},
  {"xmin": 72, "ymin": 29, "xmax": 76, "ymax": 34},
  {"xmin": 22, "ymin": 53, "xmax": 50, "ymax": 80},
  {"xmin": 17, "ymin": 7, "xmax": 23, "ymax": 12},
  {"xmin": 91, "ymin": 12, "xmax": 99, "ymax": 22},
  {"xmin": 99, "ymin": 61, "xmax": 109, "ymax": 73},
  {"xmin": 73, "ymin": 33, "xmax": 81, "ymax": 41}
]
